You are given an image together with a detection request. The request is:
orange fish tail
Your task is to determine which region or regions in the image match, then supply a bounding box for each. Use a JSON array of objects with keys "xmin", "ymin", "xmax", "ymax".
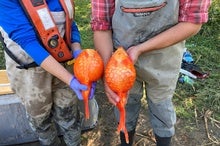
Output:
[
  {"xmin": 82, "ymin": 84, "xmax": 91, "ymax": 120},
  {"xmin": 117, "ymin": 100, "xmax": 129, "ymax": 144},
  {"xmin": 124, "ymin": 128, "xmax": 129, "ymax": 144}
]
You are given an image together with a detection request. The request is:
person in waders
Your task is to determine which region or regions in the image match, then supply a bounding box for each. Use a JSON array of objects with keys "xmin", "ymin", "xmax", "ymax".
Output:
[
  {"xmin": 90, "ymin": 0, "xmax": 211, "ymax": 146},
  {"xmin": 0, "ymin": 0, "xmax": 98, "ymax": 145}
]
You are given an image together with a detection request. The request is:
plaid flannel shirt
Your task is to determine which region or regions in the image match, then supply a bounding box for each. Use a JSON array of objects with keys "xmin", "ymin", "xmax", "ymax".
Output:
[{"xmin": 91, "ymin": 0, "xmax": 211, "ymax": 31}]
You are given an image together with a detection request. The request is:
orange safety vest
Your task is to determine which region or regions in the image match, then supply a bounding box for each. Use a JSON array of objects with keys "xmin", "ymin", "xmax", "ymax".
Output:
[{"xmin": 19, "ymin": 0, "xmax": 74, "ymax": 62}]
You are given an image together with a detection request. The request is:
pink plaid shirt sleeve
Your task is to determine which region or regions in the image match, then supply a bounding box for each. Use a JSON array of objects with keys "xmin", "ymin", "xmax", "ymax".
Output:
[
  {"xmin": 179, "ymin": 0, "xmax": 211, "ymax": 23},
  {"xmin": 91, "ymin": 0, "xmax": 115, "ymax": 31}
]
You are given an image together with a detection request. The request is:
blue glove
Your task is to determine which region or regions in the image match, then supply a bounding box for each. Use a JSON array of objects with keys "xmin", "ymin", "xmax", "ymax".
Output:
[
  {"xmin": 70, "ymin": 76, "xmax": 97, "ymax": 100},
  {"xmin": 73, "ymin": 49, "xmax": 82, "ymax": 58},
  {"xmin": 89, "ymin": 82, "xmax": 97, "ymax": 100},
  {"xmin": 70, "ymin": 76, "xmax": 88, "ymax": 100}
]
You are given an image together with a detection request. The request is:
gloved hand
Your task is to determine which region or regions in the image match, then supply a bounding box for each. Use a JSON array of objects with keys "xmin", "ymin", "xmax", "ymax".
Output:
[
  {"xmin": 73, "ymin": 49, "xmax": 82, "ymax": 58},
  {"xmin": 70, "ymin": 76, "xmax": 87, "ymax": 100},
  {"xmin": 70, "ymin": 76, "xmax": 97, "ymax": 100},
  {"xmin": 89, "ymin": 82, "xmax": 97, "ymax": 100}
]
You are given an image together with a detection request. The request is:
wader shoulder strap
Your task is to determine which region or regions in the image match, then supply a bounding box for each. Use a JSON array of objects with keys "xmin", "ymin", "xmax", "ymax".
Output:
[
  {"xmin": 19, "ymin": 0, "xmax": 73, "ymax": 62},
  {"xmin": 0, "ymin": 32, "xmax": 38, "ymax": 69}
]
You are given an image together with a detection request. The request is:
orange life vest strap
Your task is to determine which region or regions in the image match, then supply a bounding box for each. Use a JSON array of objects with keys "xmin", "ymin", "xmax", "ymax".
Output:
[
  {"xmin": 59, "ymin": 0, "xmax": 75, "ymax": 46},
  {"xmin": 19, "ymin": 0, "xmax": 73, "ymax": 62}
]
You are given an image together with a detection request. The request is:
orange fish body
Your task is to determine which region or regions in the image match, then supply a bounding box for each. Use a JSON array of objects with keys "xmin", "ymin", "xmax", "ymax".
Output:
[
  {"xmin": 105, "ymin": 47, "xmax": 136, "ymax": 143},
  {"xmin": 74, "ymin": 49, "xmax": 104, "ymax": 119}
]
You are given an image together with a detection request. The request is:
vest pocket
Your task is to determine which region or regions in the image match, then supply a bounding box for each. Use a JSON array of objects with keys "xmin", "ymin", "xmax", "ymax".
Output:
[{"xmin": 120, "ymin": 0, "xmax": 167, "ymax": 14}]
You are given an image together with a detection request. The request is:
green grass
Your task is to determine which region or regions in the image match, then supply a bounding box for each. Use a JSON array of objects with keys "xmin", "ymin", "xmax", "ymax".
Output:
[
  {"xmin": 74, "ymin": 0, "xmax": 94, "ymax": 49},
  {"xmin": 0, "ymin": 0, "xmax": 219, "ymax": 122},
  {"xmin": 174, "ymin": 0, "xmax": 220, "ymax": 121}
]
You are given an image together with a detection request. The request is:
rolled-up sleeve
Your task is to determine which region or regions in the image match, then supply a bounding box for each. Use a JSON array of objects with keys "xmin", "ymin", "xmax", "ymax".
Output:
[
  {"xmin": 179, "ymin": 0, "xmax": 211, "ymax": 24},
  {"xmin": 91, "ymin": 0, "xmax": 115, "ymax": 31}
]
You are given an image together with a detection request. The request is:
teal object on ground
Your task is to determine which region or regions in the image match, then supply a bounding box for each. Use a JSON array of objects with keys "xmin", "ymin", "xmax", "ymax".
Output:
[{"xmin": 178, "ymin": 75, "xmax": 194, "ymax": 85}]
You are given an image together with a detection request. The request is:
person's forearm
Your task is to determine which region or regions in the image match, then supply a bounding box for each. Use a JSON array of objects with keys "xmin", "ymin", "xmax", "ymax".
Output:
[
  {"xmin": 40, "ymin": 55, "xmax": 73, "ymax": 85},
  {"xmin": 138, "ymin": 22, "xmax": 202, "ymax": 53},
  {"xmin": 93, "ymin": 31, "xmax": 120, "ymax": 105},
  {"xmin": 94, "ymin": 30, "xmax": 114, "ymax": 66}
]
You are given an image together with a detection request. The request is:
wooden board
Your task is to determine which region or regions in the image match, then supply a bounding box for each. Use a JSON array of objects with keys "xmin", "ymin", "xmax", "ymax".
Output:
[{"xmin": 0, "ymin": 70, "xmax": 14, "ymax": 95}]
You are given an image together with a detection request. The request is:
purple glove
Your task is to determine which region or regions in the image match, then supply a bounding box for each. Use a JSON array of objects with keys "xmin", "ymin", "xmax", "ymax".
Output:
[
  {"xmin": 70, "ymin": 76, "xmax": 97, "ymax": 100},
  {"xmin": 70, "ymin": 76, "xmax": 87, "ymax": 100},
  {"xmin": 89, "ymin": 82, "xmax": 97, "ymax": 100},
  {"xmin": 73, "ymin": 49, "xmax": 82, "ymax": 58}
]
